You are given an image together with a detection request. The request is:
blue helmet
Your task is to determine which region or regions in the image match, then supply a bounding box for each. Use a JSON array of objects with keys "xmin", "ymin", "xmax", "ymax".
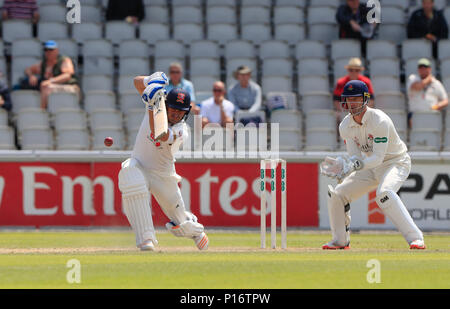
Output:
[
  {"xmin": 341, "ymin": 80, "xmax": 370, "ymax": 115},
  {"xmin": 166, "ymin": 88, "xmax": 191, "ymax": 122}
]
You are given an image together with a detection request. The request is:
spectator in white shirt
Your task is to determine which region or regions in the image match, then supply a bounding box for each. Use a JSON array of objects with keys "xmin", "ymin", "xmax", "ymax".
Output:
[
  {"xmin": 407, "ymin": 58, "xmax": 448, "ymax": 126},
  {"xmin": 200, "ymin": 81, "xmax": 234, "ymax": 128}
]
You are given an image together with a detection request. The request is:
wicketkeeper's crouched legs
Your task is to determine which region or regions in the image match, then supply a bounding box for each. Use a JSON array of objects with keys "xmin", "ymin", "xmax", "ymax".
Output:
[{"xmin": 118, "ymin": 158, "xmax": 157, "ymax": 248}]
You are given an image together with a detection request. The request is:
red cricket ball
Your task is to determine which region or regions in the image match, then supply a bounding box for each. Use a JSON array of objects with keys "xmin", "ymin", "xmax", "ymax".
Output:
[{"xmin": 104, "ymin": 137, "xmax": 114, "ymax": 147}]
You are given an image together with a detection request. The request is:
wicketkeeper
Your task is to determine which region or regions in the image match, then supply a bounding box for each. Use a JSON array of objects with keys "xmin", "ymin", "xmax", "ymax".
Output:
[
  {"xmin": 118, "ymin": 72, "xmax": 209, "ymax": 251},
  {"xmin": 320, "ymin": 80, "xmax": 425, "ymax": 250}
]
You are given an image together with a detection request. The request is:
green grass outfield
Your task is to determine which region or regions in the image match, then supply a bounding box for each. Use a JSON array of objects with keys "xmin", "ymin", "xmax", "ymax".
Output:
[{"xmin": 0, "ymin": 230, "xmax": 448, "ymax": 289}]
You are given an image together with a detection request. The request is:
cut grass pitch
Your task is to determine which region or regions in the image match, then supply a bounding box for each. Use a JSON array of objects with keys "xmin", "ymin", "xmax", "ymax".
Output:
[{"xmin": 0, "ymin": 230, "xmax": 448, "ymax": 289}]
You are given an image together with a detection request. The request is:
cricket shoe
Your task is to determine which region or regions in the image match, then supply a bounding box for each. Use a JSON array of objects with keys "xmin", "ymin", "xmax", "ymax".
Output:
[
  {"xmin": 193, "ymin": 232, "xmax": 209, "ymax": 251},
  {"xmin": 139, "ymin": 239, "xmax": 157, "ymax": 251},
  {"xmin": 409, "ymin": 239, "xmax": 426, "ymax": 250},
  {"xmin": 322, "ymin": 240, "xmax": 350, "ymax": 250}
]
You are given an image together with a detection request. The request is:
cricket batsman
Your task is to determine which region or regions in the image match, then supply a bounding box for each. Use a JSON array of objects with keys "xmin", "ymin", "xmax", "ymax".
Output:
[
  {"xmin": 118, "ymin": 72, "xmax": 209, "ymax": 251},
  {"xmin": 320, "ymin": 80, "xmax": 425, "ymax": 250}
]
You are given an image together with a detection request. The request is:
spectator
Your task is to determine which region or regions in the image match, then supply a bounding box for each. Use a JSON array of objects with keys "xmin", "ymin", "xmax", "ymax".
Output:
[
  {"xmin": 0, "ymin": 75, "xmax": 12, "ymax": 112},
  {"xmin": 165, "ymin": 62, "xmax": 199, "ymax": 115},
  {"xmin": 227, "ymin": 65, "xmax": 262, "ymax": 113},
  {"xmin": 333, "ymin": 58, "xmax": 374, "ymax": 118},
  {"xmin": 106, "ymin": 0, "xmax": 145, "ymax": 24},
  {"xmin": 200, "ymin": 81, "xmax": 234, "ymax": 128},
  {"xmin": 407, "ymin": 0, "xmax": 448, "ymax": 57},
  {"xmin": 336, "ymin": 0, "xmax": 376, "ymax": 40},
  {"xmin": 23, "ymin": 41, "xmax": 80, "ymax": 109},
  {"xmin": 407, "ymin": 58, "xmax": 448, "ymax": 126},
  {"xmin": 2, "ymin": 0, "xmax": 39, "ymax": 24}
]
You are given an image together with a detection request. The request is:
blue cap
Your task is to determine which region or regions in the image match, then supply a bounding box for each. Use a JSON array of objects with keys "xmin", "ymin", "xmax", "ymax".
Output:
[
  {"xmin": 341, "ymin": 80, "xmax": 370, "ymax": 98},
  {"xmin": 44, "ymin": 40, "xmax": 58, "ymax": 49},
  {"xmin": 166, "ymin": 88, "xmax": 191, "ymax": 111}
]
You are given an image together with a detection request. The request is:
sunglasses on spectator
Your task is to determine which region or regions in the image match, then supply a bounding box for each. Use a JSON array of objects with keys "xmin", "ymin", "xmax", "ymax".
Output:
[
  {"xmin": 348, "ymin": 68, "xmax": 361, "ymax": 72},
  {"xmin": 44, "ymin": 48, "xmax": 55, "ymax": 52},
  {"xmin": 170, "ymin": 71, "xmax": 181, "ymax": 74},
  {"xmin": 213, "ymin": 88, "xmax": 224, "ymax": 92}
]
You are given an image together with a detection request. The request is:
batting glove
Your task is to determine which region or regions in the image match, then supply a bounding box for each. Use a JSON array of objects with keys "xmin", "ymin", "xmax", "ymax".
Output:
[
  {"xmin": 143, "ymin": 71, "xmax": 169, "ymax": 87},
  {"xmin": 141, "ymin": 83, "xmax": 166, "ymax": 110}
]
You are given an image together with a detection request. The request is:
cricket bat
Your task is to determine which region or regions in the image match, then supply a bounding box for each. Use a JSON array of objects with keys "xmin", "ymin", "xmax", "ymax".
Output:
[{"xmin": 153, "ymin": 94, "xmax": 168, "ymax": 141}]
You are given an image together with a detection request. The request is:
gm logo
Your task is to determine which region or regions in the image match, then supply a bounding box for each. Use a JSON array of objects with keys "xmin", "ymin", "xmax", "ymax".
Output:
[{"xmin": 380, "ymin": 196, "xmax": 389, "ymax": 203}]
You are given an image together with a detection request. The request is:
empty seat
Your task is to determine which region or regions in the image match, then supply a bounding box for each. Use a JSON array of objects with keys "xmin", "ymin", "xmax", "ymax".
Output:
[
  {"xmin": 301, "ymin": 93, "xmax": 333, "ymax": 112},
  {"xmin": 276, "ymin": 0, "xmax": 306, "ymax": 7},
  {"xmin": 190, "ymin": 58, "xmax": 220, "ymax": 78},
  {"xmin": 190, "ymin": 40, "xmax": 220, "ymax": 59},
  {"xmin": 173, "ymin": 23, "xmax": 204, "ymax": 44},
  {"xmin": 84, "ymin": 57, "xmax": 114, "ymax": 75},
  {"xmin": 262, "ymin": 76, "xmax": 292, "ymax": 95},
  {"xmin": 206, "ymin": 0, "xmax": 236, "ymax": 7},
  {"xmin": 118, "ymin": 75, "xmax": 138, "ymax": 94},
  {"xmin": 82, "ymin": 75, "xmax": 114, "ymax": 93},
  {"xmin": 48, "ymin": 92, "xmax": 80, "ymax": 114},
  {"xmin": 16, "ymin": 109, "xmax": 50, "ymax": 131},
  {"xmin": 371, "ymin": 76, "xmax": 401, "ymax": 93},
  {"xmin": 295, "ymin": 41, "xmax": 326, "ymax": 59},
  {"xmin": 366, "ymin": 40, "xmax": 397, "ymax": 60},
  {"xmin": 262, "ymin": 58, "xmax": 293, "ymax": 77},
  {"xmin": 305, "ymin": 128, "xmax": 337, "ymax": 151},
  {"xmin": 444, "ymin": 7, "xmax": 450, "ymax": 24},
  {"xmin": 2, "ymin": 20, "xmax": 33, "ymax": 42},
  {"xmin": 120, "ymin": 93, "xmax": 142, "ymax": 112},
  {"xmin": 12, "ymin": 39, "xmax": 42, "ymax": 57},
  {"xmin": 438, "ymin": 40, "xmax": 450, "ymax": 60},
  {"xmin": 119, "ymin": 57, "xmax": 150, "ymax": 76},
  {"xmin": 172, "ymin": 0, "xmax": 202, "ymax": 6},
  {"xmin": 443, "ymin": 130, "xmax": 450, "ymax": 151},
  {"xmin": 270, "ymin": 109, "xmax": 302, "ymax": 129},
  {"xmin": 411, "ymin": 111, "xmax": 443, "ymax": 131},
  {"xmin": 83, "ymin": 39, "xmax": 114, "ymax": 58},
  {"xmin": 241, "ymin": 24, "xmax": 271, "ymax": 45},
  {"xmin": 54, "ymin": 110, "xmax": 87, "ymax": 130},
  {"xmin": 84, "ymin": 91, "xmax": 116, "ymax": 114},
  {"xmin": 11, "ymin": 90, "xmax": 41, "ymax": 113},
  {"xmin": 298, "ymin": 76, "xmax": 330, "ymax": 94},
  {"xmin": 80, "ymin": 5, "xmax": 102, "ymax": 22},
  {"xmin": 377, "ymin": 24, "xmax": 406, "ymax": 42},
  {"xmin": 90, "ymin": 110, "xmax": 123, "ymax": 130},
  {"xmin": 225, "ymin": 40, "xmax": 255, "ymax": 59},
  {"xmin": 381, "ymin": 0, "xmax": 409, "ymax": 9},
  {"xmin": 206, "ymin": 6, "xmax": 236, "ymax": 24},
  {"xmin": 305, "ymin": 109, "xmax": 336, "ymax": 130},
  {"xmin": 381, "ymin": 6, "xmax": 406, "ymax": 24},
  {"xmin": 12, "ymin": 56, "xmax": 39, "ymax": 86},
  {"xmin": 410, "ymin": 129, "xmax": 441, "ymax": 151},
  {"xmin": 71, "ymin": 23, "xmax": 103, "ymax": 43},
  {"xmin": 298, "ymin": 58, "xmax": 328, "ymax": 77},
  {"xmin": 56, "ymin": 129, "xmax": 90, "ymax": 150},
  {"xmin": 240, "ymin": 6, "xmax": 270, "ymax": 25},
  {"xmin": 309, "ymin": 0, "xmax": 340, "ymax": 8},
  {"xmin": 57, "ymin": 39, "xmax": 79, "ymax": 60},
  {"xmin": 105, "ymin": 21, "xmax": 136, "ymax": 44},
  {"xmin": 241, "ymin": 0, "xmax": 271, "ymax": 6},
  {"xmin": 265, "ymin": 92, "xmax": 298, "ymax": 110},
  {"xmin": 307, "ymin": 7, "xmax": 338, "ymax": 43},
  {"xmin": 154, "ymin": 57, "xmax": 184, "ymax": 72},
  {"xmin": 20, "ymin": 128, "xmax": 54, "ymax": 150},
  {"xmin": 0, "ymin": 127, "xmax": 16, "ymax": 150},
  {"xmin": 173, "ymin": 6, "xmax": 202, "ymax": 24},
  {"xmin": 259, "ymin": 40, "xmax": 290, "ymax": 59},
  {"xmin": 92, "ymin": 129, "xmax": 125, "ymax": 150},
  {"xmin": 139, "ymin": 23, "xmax": 170, "ymax": 44},
  {"xmin": 190, "ymin": 76, "xmax": 217, "ymax": 92},
  {"xmin": 144, "ymin": 5, "xmax": 168, "ymax": 23},
  {"xmin": 274, "ymin": 24, "xmax": 306, "ymax": 45},
  {"xmin": 273, "ymin": 6, "xmax": 304, "ymax": 24},
  {"xmin": 38, "ymin": 22, "xmax": 68, "ymax": 42},
  {"xmin": 0, "ymin": 110, "xmax": 8, "ymax": 128},
  {"xmin": 369, "ymin": 58, "xmax": 400, "ymax": 77},
  {"xmin": 331, "ymin": 40, "xmax": 361, "ymax": 60},
  {"xmin": 441, "ymin": 59, "xmax": 450, "ymax": 78},
  {"xmin": 402, "ymin": 40, "xmax": 432, "ymax": 61},
  {"xmin": 40, "ymin": 4, "xmax": 67, "ymax": 22},
  {"xmin": 383, "ymin": 109, "xmax": 407, "ymax": 133},
  {"xmin": 374, "ymin": 92, "xmax": 406, "ymax": 110},
  {"xmin": 278, "ymin": 128, "xmax": 303, "ymax": 151},
  {"xmin": 126, "ymin": 110, "xmax": 144, "ymax": 131},
  {"xmin": 119, "ymin": 40, "xmax": 149, "ymax": 58},
  {"xmin": 154, "ymin": 40, "xmax": 184, "ymax": 58},
  {"xmin": 207, "ymin": 24, "xmax": 238, "ymax": 44}
]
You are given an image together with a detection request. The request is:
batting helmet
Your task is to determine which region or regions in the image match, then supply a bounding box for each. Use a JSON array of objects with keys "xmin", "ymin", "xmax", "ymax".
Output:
[
  {"xmin": 341, "ymin": 80, "xmax": 370, "ymax": 115},
  {"xmin": 166, "ymin": 88, "xmax": 191, "ymax": 121}
]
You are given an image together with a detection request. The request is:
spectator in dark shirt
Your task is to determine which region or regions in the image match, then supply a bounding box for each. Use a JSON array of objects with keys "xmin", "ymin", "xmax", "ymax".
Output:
[
  {"xmin": 0, "ymin": 78, "xmax": 12, "ymax": 112},
  {"xmin": 106, "ymin": 0, "xmax": 145, "ymax": 24},
  {"xmin": 407, "ymin": 0, "xmax": 448, "ymax": 56},
  {"xmin": 2, "ymin": 0, "xmax": 39, "ymax": 24}
]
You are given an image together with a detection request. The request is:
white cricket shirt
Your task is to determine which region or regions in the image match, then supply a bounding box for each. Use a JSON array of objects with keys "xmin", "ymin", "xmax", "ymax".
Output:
[
  {"xmin": 339, "ymin": 107, "xmax": 408, "ymax": 170},
  {"xmin": 132, "ymin": 110, "xmax": 188, "ymax": 176}
]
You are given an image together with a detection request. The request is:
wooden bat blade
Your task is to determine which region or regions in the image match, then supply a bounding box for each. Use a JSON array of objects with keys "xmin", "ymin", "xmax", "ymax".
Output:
[{"xmin": 153, "ymin": 94, "xmax": 168, "ymax": 141}]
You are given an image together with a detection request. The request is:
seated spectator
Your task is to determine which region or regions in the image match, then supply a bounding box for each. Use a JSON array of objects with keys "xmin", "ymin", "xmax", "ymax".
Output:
[
  {"xmin": 200, "ymin": 81, "xmax": 234, "ymax": 128},
  {"xmin": 227, "ymin": 65, "xmax": 262, "ymax": 113},
  {"xmin": 407, "ymin": 0, "xmax": 448, "ymax": 57},
  {"xmin": 336, "ymin": 0, "xmax": 376, "ymax": 40},
  {"xmin": 407, "ymin": 58, "xmax": 448, "ymax": 126},
  {"xmin": 333, "ymin": 58, "xmax": 374, "ymax": 119},
  {"xmin": 0, "ymin": 74, "xmax": 12, "ymax": 112},
  {"xmin": 2, "ymin": 0, "xmax": 39, "ymax": 24},
  {"xmin": 165, "ymin": 62, "xmax": 199, "ymax": 115},
  {"xmin": 106, "ymin": 0, "xmax": 144, "ymax": 24},
  {"xmin": 22, "ymin": 41, "xmax": 80, "ymax": 109}
]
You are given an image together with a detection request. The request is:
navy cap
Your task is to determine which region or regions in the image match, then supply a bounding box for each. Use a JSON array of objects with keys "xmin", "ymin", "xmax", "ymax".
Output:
[
  {"xmin": 44, "ymin": 40, "xmax": 58, "ymax": 49},
  {"xmin": 166, "ymin": 88, "xmax": 191, "ymax": 111}
]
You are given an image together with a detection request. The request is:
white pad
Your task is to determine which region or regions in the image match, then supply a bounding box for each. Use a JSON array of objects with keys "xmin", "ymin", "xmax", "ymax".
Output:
[
  {"xmin": 165, "ymin": 211, "xmax": 204, "ymax": 238},
  {"xmin": 118, "ymin": 158, "xmax": 157, "ymax": 247},
  {"xmin": 376, "ymin": 191, "xmax": 423, "ymax": 244},
  {"xmin": 327, "ymin": 185, "xmax": 351, "ymax": 246}
]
